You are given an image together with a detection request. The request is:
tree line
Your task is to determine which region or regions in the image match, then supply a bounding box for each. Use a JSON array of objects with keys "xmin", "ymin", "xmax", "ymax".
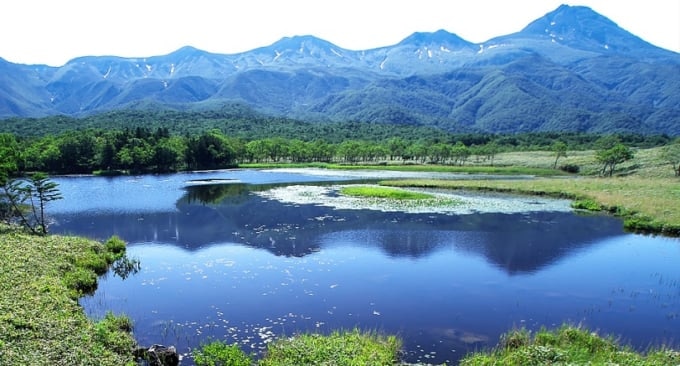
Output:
[{"xmin": 0, "ymin": 128, "xmax": 671, "ymax": 176}]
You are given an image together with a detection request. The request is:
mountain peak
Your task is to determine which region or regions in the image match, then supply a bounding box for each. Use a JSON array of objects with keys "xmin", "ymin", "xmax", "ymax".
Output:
[
  {"xmin": 519, "ymin": 4, "xmax": 660, "ymax": 54},
  {"xmin": 398, "ymin": 30, "xmax": 473, "ymax": 48},
  {"xmin": 267, "ymin": 35, "xmax": 340, "ymax": 51},
  {"xmin": 165, "ymin": 46, "xmax": 209, "ymax": 58},
  {"xmin": 522, "ymin": 5, "xmax": 618, "ymax": 36}
]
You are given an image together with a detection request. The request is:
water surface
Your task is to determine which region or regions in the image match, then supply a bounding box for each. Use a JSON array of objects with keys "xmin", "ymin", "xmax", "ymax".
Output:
[{"xmin": 49, "ymin": 169, "xmax": 680, "ymax": 364}]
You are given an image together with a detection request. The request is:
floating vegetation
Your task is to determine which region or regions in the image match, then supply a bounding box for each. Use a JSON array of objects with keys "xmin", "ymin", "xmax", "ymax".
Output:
[
  {"xmin": 254, "ymin": 184, "xmax": 572, "ymax": 214},
  {"xmin": 340, "ymin": 185, "xmax": 435, "ymax": 200}
]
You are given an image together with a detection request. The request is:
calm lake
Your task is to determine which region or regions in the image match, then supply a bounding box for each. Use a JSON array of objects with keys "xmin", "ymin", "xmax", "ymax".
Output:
[{"xmin": 49, "ymin": 169, "xmax": 680, "ymax": 365}]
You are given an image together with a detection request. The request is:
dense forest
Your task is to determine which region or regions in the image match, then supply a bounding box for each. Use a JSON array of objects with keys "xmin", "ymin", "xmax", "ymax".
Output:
[{"xmin": 0, "ymin": 108, "xmax": 671, "ymax": 176}]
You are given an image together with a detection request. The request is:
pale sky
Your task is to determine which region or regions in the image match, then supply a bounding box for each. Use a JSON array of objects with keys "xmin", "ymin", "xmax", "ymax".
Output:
[{"xmin": 1, "ymin": 0, "xmax": 678, "ymax": 66}]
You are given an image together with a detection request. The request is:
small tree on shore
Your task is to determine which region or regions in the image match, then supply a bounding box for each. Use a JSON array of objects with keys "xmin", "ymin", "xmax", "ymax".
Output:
[
  {"xmin": 596, "ymin": 143, "xmax": 634, "ymax": 177},
  {"xmin": 552, "ymin": 141, "xmax": 568, "ymax": 169},
  {"xmin": 660, "ymin": 141, "xmax": 680, "ymax": 176},
  {"xmin": 0, "ymin": 172, "xmax": 62, "ymax": 235}
]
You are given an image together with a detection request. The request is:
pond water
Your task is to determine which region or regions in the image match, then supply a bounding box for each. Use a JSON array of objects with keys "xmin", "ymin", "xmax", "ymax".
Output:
[{"xmin": 49, "ymin": 169, "xmax": 680, "ymax": 365}]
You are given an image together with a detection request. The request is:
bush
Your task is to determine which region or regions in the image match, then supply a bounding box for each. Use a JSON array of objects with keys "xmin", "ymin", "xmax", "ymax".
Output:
[
  {"xmin": 63, "ymin": 267, "xmax": 98, "ymax": 294},
  {"xmin": 572, "ymin": 199, "xmax": 602, "ymax": 211},
  {"xmin": 104, "ymin": 236, "xmax": 126, "ymax": 257},
  {"xmin": 559, "ymin": 164, "xmax": 580, "ymax": 173},
  {"xmin": 76, "ymin": 251, "xmax": 109, "ymax": 275},
  {"xmin": 94, "ymin": 313, "xmax": 136, "ymax": 354},
  {"xmin": 193, "ymin": 340, "xmax": 252, "ymax": 366}
]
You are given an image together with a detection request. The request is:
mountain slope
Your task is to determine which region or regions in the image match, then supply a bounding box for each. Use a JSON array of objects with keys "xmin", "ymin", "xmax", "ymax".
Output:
[{"xmin": 0, "ymin": 5, "xmax": 678, "ymax": 134}]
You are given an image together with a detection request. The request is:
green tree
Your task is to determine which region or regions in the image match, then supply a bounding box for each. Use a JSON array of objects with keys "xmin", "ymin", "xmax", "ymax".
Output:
[
  {"xmin": 287, "ymin": 139, "xmax": 312, "ymax": 162},
  {"xmin": 337, "ymin": 140, "xmax": 363, "ymax": 163},
  {"xmin": 450, "ymin": 142, "xmax": 470, "ymax": 166},
  {"xmin": 0, "ymin": 173, "xmax": 62, "ymax": 235},
  {"xmin": 660, "ymin": 141, "xmax": 680, "ymax": 176},
  {"xmin": 552, "ymin": 141, "xmax": 568, "ymax": 169},
  {"xmin": 596, "ymin": 143, "xmax": 634, "ymax": 177},
  {"xmin": 57, "ymin": 132, "xmax": 98, "ymax": 173},
  {"xmin": 98, "ymin": 140, "xmax": 117, "ymax": 171},
  {"xmin": 428, "ymin": 143, "xmax": 450, "ymax": 164},
  {"xmin": 263, "ymin": 137, "xmax": 289, "ymax": 162},
  {"xmin": 0, "ymin": 133, "xmax": 20, "ymax": 178},
  {"xmin": 186, "ymin": 130, "xmax": 237, "ymax": 170},
  {"xmin": 29, "ymin": 173, "xmax": 63, "ymax": 234},
  {"xmin": 405, "ymin": 142, "xmax": 428, "ymax": 164},
  {"xmin": 309, "ymin": 139, "xmax": 334, "ymax": 162},
  {"xmin": 245, "ymin": 140, "xmax": 268, "ymax": 163},
  {"xmin": 152, "ymin": 137, "xmax": 186, "ymax": 172},
  {"xmin": 386, "ymin": 137, "xmax": 408, "ymax": 161}
]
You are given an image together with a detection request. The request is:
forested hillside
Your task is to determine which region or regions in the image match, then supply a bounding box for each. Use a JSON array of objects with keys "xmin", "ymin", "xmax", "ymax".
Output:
[{"xmin": 0, "ymin": 110, "xmax": 669, "ymax": 176}]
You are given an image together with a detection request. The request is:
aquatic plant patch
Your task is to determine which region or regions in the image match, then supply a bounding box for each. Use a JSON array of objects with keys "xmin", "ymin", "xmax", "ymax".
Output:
[
  {"xmin": 340, "ymin": 185, "xmax": 434, "ymax": 200},
  {"xmin": 254, "ymin": 184, "xmax": 572, "ymax": 214},
  {"xmin": 383, "ymin": 177, "xmax": 680, "ymax": 236}
]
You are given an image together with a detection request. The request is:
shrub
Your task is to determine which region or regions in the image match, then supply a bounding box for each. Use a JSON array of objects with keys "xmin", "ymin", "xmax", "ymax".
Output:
[
  {"xmin": 105, "ymin": 236, "xmax": 127, "ymax": 257},
  {"xmin": 63, "ymin": 267, "xmax": 98, "ymax": 294},
  {"xmin": 572, "ymin": 199, "xmax": 602, "ymax": 211},
  {"xmin": 94, "ymin": 313, "xmax": 136, "ymax": 355},
  {"xmin": 76, "ymin": 251, "xmax": 109, "ymax": 275},
  {"xmin": 559, "ymin": 164, "xmax": 580, "ymax": 173}
]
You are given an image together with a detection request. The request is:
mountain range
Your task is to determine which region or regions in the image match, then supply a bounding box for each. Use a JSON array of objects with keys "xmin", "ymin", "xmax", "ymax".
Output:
[{"xmin": 1, "ymin": 4, "xmax": 679, "ymax": 134}]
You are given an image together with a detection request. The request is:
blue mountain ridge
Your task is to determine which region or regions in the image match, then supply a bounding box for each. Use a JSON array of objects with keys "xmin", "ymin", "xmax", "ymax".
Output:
[{"xmin": 1, "ymin": 4, "xmax": 678, "ymax": 134}]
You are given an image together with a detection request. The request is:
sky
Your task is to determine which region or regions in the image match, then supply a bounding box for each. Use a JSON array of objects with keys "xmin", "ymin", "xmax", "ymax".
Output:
[{"xmin": 1, "ymin": 0, "xmax": 678, "ymax": 66}]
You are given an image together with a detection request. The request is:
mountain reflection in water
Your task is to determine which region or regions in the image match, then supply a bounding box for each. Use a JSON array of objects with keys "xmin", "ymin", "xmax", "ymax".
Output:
[
  {"xmin": 48, "ymin": 173, "xmax": 680, "ymax": 365},
  {"xmin": 53, "ymin": 181, "xmax": 622, "ymax": 274}
]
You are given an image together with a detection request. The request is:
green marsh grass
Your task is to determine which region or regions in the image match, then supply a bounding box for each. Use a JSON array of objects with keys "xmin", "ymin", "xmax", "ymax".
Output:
[
  {"xmin": 460, "ymin": 325, "xmax": 680, "ymax": 366},
  {"xmin": 339, "ymin": 185, "xmax": 462, "ymax": 211},
  {"xmin": 0, "ymin": 227, "xmax": 136, "ymax": 365},
  {"xmin": 259, "ymin": 329, "xmax": 401, "ymax": 366},
  {"xmin": 382, "ymin": 176, "xmax": 680, "ymax": 236},
  {"xmin": 340, "ymin": 185, "xmax": 434, "ymax": 200}
]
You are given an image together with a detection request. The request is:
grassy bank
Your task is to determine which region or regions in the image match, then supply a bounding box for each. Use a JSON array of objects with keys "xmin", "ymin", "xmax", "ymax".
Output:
[
  {"xmin": 0, "ymin": 228, "xmax": 136, "ymax": 365},
  {"xmin": 460, "ymin": 326, "xmax": 679, "ymax": 366},
  {"xmin": 382, "ymin": 176, "xmax": 680, "ymax": 236},
  {"xmin": 190, "ymin": 325, "xmax": 677, "ymax": 365}
]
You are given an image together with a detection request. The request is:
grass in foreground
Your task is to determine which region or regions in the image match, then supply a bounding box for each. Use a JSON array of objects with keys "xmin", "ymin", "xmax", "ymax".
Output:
[
  {"xmin": 259, "ymin": 329, "xmax": 401, "ymax": 366},
  {"xmin": 461, "ymin": 325, "xmax": 680, "ymax": 366},
  {"xmin": 382, "ymin": 176, "xmax": 680, "ymax": 236},
  {"xmin": 193, "ymin": 329, "xmax": 400, "ymax": 366},
  {"xmin": 0, "ymin": 228, "xmax": 136, "ymax": 365}
]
